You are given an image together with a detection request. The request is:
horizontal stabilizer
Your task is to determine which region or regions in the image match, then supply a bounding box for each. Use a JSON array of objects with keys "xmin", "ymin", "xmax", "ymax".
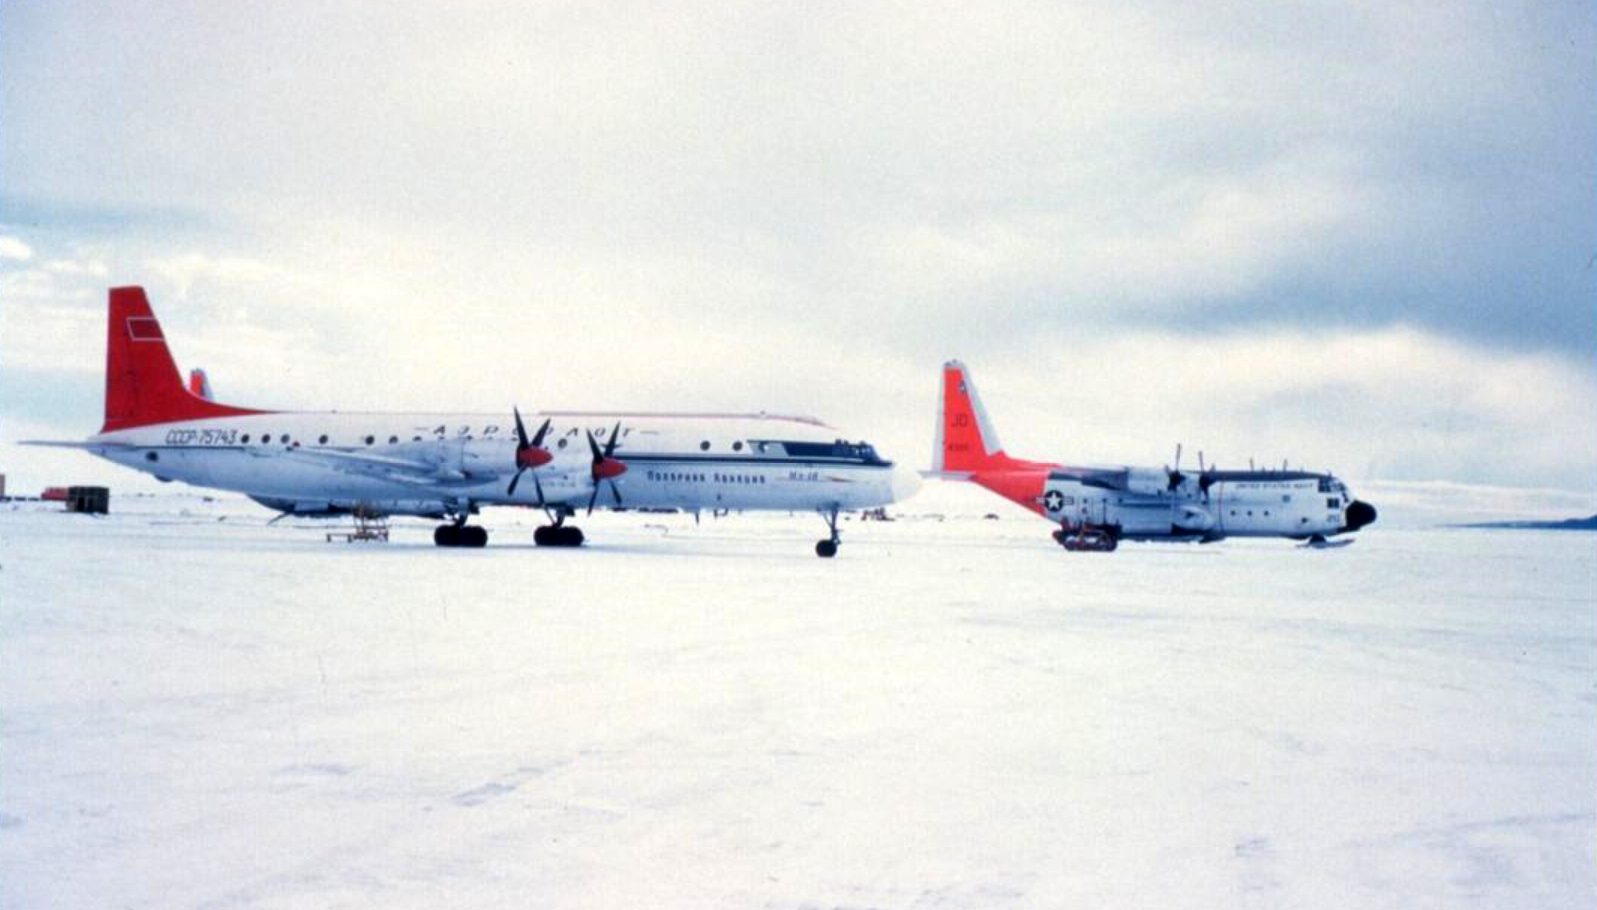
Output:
[{"xmin": 19, "ymin": 439, "xmax": 135, "ymax": 450}]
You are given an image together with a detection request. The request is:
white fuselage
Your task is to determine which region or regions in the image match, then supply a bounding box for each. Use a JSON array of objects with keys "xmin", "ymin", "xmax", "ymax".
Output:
[
  {"xmin": 90, "ymin": 410, "xmax": 915, "ymax": 518},
  {"xmin": 1041, "ymin": 466, "xmax": 1356, "ymax": 540}
]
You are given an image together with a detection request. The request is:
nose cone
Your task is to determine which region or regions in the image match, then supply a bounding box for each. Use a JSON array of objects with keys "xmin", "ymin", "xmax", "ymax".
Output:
[
  {"xmin": 1343, "ymin": 500, "xmax": 1377, "ymax": 532},
  {"xmin": 889, "ymin": 463, "xmax": 924, "ymax": 503}
]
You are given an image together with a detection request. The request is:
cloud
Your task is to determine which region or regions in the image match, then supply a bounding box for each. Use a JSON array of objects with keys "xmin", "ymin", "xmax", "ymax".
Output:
[
  {"xmin": 0, "ymin": 0, "xmax": 1592, "ymax": 496},
  {"xmin": 0, "ymin": 235, "xmax": 34, "ymax": 261},
  {"xmin": 940, "ymin": 326, "xmax": 1597, "ymax": 492},
  {"xmin": 144, "ymin": 253, "xmax": 277, "ymax": 300}
]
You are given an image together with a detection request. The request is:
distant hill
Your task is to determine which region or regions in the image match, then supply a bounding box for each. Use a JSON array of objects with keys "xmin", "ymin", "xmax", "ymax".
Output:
[{"xmin": 1451, "ymin": 514, "xmax": 1597, "ymax": 531}]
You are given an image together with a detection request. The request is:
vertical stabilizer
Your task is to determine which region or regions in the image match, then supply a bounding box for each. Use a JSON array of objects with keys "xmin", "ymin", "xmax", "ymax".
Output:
[
  {"xmin": 933, "ymin": 360, "xmax": 1035, "ymax": 472},
  {"xmin": 100, "ymin": 286, "xmax": 265, "ymax": 433}
]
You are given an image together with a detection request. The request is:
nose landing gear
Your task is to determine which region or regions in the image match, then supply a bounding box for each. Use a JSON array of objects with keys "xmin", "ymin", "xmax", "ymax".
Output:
[{"xmin": 816, "ymin": 506, "xmax": 842, "ymax": 558}]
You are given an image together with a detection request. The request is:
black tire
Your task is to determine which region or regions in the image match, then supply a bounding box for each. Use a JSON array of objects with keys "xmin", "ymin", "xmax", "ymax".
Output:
[
  {"xmin": 462, "ymin": 525, "xmax": 489, "ymax": 548},
  {"xmin": 815, "ymin": 539, "xmax": 838, "ymax": 558},
  {"xmin": 535, "ymin": 525, "xmax": 584, "ymax": 547},
  {"xmin": 434, "ymin": 525, "xmax": 459, "ymax": 547}
]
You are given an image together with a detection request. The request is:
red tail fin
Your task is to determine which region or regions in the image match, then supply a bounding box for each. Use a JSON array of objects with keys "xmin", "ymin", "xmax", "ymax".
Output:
[
  {"xmin": 932, "ymin": 360, "xmax": 1050, "ymax": 473},
  {"xmin": 188, "ymin": 368, "xmax": 214, "ymax": 400},
  {"xmin": 101, "ymin": 286, "xmax": 266, "ymax": 433}
]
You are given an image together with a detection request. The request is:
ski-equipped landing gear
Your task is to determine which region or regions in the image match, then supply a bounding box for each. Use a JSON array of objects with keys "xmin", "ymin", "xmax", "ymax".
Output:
[
  {"xmin": 1053, "ymin": 522, "xmax": 1118, "ymax": 552},
  {"xmin": 1298, "ymin": 534, "xmax": 1353, "ymax": 549},
  {"xmin": 816, "ymin": 506, "xmax": 842, "ymax": 558}
]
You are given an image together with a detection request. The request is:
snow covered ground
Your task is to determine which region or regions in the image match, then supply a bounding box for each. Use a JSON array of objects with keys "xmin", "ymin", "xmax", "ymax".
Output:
[{"xmin": 2, "ymin": 497, "xmax": 1593, "ymax": 909}]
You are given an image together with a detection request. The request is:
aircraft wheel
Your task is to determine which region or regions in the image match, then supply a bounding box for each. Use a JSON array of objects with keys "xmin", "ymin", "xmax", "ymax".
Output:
[
  {"xmin": 815, "ymin": 539, "xmax": 838, "ymax": 558},
  {"xmin": 434, "ymin": 525, "xmax": 460, "ymax": 547},
  {"xmin": 535, "ymin": 525, "xmax": 585, "ymax": 547},
  {"xmin": 461, "ymin": 525, "xmax": 489, "ymax": 548}
]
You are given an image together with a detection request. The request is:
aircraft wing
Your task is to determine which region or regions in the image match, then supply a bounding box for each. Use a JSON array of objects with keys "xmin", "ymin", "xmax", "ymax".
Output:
[{"xmin": 266, "ymin": 446, "xmax": 489, "ymax": 488}]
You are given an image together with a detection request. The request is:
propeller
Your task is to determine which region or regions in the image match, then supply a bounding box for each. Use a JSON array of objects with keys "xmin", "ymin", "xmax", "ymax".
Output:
[
  {"xmin": 585, "ymin": 420, "xmax": 628, "ymax": 515},
  {"xmin": 1198, "ymin": 451, "xmax": 1218, "ymax": 498},
  {"xmin": 1165, "ymin": 443, "xmax": 1185, "ymax": 492},
  {"xmin": 506, "ymin": 407, "xmax": 553, "ymax": 499}
]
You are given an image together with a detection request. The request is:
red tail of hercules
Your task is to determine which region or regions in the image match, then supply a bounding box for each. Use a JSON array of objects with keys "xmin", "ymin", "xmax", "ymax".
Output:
[
  {"xmin": 931, "ymin": 360, "xmax": 1050, "ymax": 474},
  {"xmin": 100, "ymin": 286, "xmax": 266, "ymax": 433}
]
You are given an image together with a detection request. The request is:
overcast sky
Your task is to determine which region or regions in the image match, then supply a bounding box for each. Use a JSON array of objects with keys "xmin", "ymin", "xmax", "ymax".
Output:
[{"xmin": 2, "ymin": 0, "xmax": 1594, "ymax": 497}]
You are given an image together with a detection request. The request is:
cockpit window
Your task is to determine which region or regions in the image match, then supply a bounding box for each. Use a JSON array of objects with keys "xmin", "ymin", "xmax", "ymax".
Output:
[{"xmin": 774, "ymin": 440, "xmax": 887, "ymax": 464}]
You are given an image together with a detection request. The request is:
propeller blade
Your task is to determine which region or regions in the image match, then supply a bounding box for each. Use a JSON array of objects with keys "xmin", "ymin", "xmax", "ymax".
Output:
[
  {"xmin": 531, "ymin": 418, "xmax": 551, "ymax": 447},
  {"xmin": 609, "ymin": 479, "xmax": 623, "ymax": 505},
  {"xmin": 513, "ymin": 406, "xmax": 530, "ymax": 448},
  {"xmin": 532, "ymin": 472, "xmax": 546, "ymax": 508},
  {"xmin": 587, "ymin": 429, "xmax": 603, "ymax": 464},
  {"xmin": 508, "ymin": 467, "xmax": 524, "ymax": 496},
  {"xmin": 603, "ymin": 421, "xmax": 622, "ymax": 458},
  {"xmin": 586, "ymin": 484, "xmax": 600, "ymax": 516}
]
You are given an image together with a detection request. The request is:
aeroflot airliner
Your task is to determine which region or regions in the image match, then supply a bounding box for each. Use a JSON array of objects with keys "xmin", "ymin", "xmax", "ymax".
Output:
[
  {"xmin": 928, "ymin": 361, "xmax": 1377, "ymax": 551},
  {"xmin": 27, "ymin": 287, "xmax": 920, "ymax": 555}
]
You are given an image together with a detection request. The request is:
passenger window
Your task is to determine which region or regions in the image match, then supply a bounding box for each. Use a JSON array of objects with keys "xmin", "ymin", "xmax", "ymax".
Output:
[
  {"xmin": 319, "ymin": 435, "xmax": 329, "ymax": 445},
  {"xmin": 733, "ymin": 441, "xmax": 744, "ymax": 451},
  {"xmin": 365, "ymin": 435, "xmax": 375, "ymax": 445},
  {"xmin": 280, "ymin": 434, "xmax": 290, "ymax": 444},
  {"xmin": 700, "ymin": 441, "xmax": 710, "ymax": 451},
  {"xmin": 389, "ymin": 436, "xmax": 399, "ymax": 444},
  {"xmin": 241, "ymin": 434, "xmax": 251, "ymax": 444}
]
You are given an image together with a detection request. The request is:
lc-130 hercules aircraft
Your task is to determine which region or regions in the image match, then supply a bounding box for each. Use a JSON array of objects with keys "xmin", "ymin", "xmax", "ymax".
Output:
[
  {"xmin": 927, "ymin": 360, "xmax": 1377, "ymax": 551},
  {"xmin": 27, "ymin": 287, "xmax": 920, "ymax": 556}
]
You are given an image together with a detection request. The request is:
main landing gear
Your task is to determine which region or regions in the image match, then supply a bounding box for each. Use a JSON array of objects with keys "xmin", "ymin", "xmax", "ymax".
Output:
[
  {"xmin": 1053, "ymin": 523, "xmax": 1118, "ymax": 552},
  {"xmin": 534, "ymin": 506, "xmax": 585, "ymax": 548},
  {"xmin": 434, "ymin": 522, "xmax": 488, "ymax": 548},
  {"xmin": 533, "ymin": 524, "xmax": 585, "ymax": 547},
  {"xmin": 815, "ymin": 506, "xmax": 842, "ymax": 558}
]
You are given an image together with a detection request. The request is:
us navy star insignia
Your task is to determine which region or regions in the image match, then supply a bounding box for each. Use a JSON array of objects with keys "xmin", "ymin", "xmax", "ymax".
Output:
[{"xmin": 1044, "ymin": 489, "xmax": 1064, "ymax": 512}]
